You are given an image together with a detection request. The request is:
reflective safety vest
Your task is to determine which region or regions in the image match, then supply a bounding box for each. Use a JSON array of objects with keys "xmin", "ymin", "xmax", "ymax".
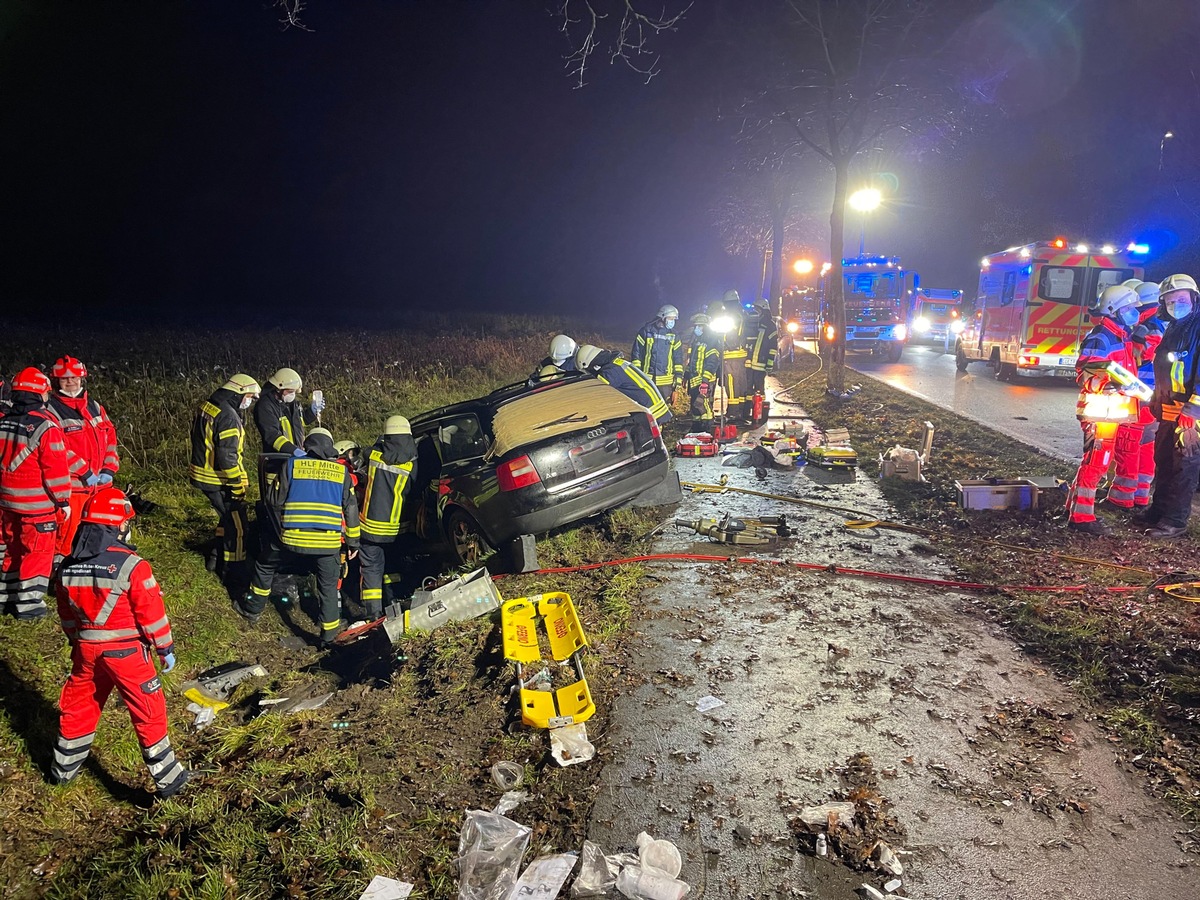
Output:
[
  {"xmin": 189, "ymin": 393, "xmax": 247, "ymax": 494},
  {"xmin": 0, "ymin": 407, "xmax": 72, "ymax": 516},
  {"xmin": 598, "ymin": 356, "xmax": 672, "ymax": 423},
  {"xmin": 360, "ymin": 450, "xmax": 415, "ymax": 541},
  {"xmin": 281, "ymin": 457, "xmax": 359, "ymax": 552},
  {"xmin": 56, "ymin": 543, "xmax": 173, "ymax": 650},
  {"xmin": 254, "ymin": 393, "xmax": 307, "ymax": 455}
]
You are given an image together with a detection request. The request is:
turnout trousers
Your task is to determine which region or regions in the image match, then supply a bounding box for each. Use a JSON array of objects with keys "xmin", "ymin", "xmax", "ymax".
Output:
[
  {"xmin": 1105, "ymin": 422, "xmax": 1143, "ymax": 508},
  {"xmin": 248, "ymin": 543, "xmax": 342, "ymax": 642},
  {"xmin": 1148, "ymin": 420, "xmax": 1200, "ymax": 529},
  {"xmin": 53, "ymin": 639, "xmax": 187, "ymax": 795},
  {"xmin": 1135, "ymin": 411, "xmax": 1158, "ymax": 507},
  {"xmin": 0, "ymin": 510, "xmax": 57, "ymax": 618},
  {"xmin": 1067, "ymin": 423, "xmax": 1117, "ymax": 524},
  {"xmin": 198, "ymin": 487, "xmax": 248, "ymax": 570}
]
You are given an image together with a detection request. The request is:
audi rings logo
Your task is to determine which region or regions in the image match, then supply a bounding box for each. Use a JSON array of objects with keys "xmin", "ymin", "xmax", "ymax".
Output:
[{"xmin": 585, "ymin": 426, "xmax": 607, "ymax": 440}]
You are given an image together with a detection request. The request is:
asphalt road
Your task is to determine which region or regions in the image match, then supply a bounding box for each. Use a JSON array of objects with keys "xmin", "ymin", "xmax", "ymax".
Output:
[{"xmin": 806, "ymin": 341, "xmax": 1084, "ymax": 462}]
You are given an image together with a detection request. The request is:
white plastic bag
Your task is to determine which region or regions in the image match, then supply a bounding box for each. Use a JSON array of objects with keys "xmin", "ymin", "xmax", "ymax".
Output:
[
  {"xmin": 455, "ymin": 810, "xmax": 531, "ymax": 900},
  {"xmin": 508, "ymin": 852, "xmax": 578, "ymax": 898},
  {"xmin": 570, "ymin": 841, "xmax": 618, "ymax": 898},
  {"xmin": 635, "ymin": 832, "xmax": 682, "ymax": 878},
  {"xmin": 549, "ymin": 723, "xmax": 595, "ymax": 767}
]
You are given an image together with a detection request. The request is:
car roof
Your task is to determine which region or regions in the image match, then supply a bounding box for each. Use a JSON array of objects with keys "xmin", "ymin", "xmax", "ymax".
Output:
[{"xmin": 409, "ymin": 373, "xmax": 588, "ymax": 426}]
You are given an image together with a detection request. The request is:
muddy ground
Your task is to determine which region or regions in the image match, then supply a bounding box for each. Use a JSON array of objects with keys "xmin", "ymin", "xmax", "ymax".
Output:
[{"xmin": 586, "ymin": 390, "xmax": 1199, "ymax": 899}]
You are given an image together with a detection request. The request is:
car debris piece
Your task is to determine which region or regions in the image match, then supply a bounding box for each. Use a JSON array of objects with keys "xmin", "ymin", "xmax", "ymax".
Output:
[
  {"xmin": 616, "ymin": 863, "xmax": 691, "ymax": 900},
  {"xmin": 405, "ymin": 567, "xmax": 503, "ymax": 632},
  {"xmin": 874, "ymin": 841, "xmax": 903, "ymax": 876},
  {"xmin": 636, "ymin": 831, "xmax": 683, "ymax": 878},
  {"xmin": 181, "ymin": 661, "xmax": 268, "ymax": 711},
  {"xmin": 359, "ymin": 875, "xmax": 414, "ymax": 900},
  {"xmin": 185, "ymin": 702, "xmax": 217, "ymax": 731},
  {"xmin": 502, "ymin": 593, "xmax": 595, "ymax": 730},
  {"xmin": 694, "ymin": 695, "xmax": 725, "ymax": 713},
  {"xmin": 455, "ymin": 810, "xmax": 532, "ymax": 900},
  {"xmin": 798, "ymin": 802, "xmax": 857, "ymax": 828},
  {"xmin": 510, "ymin": 852, "xmax": 578, "ymax": 899},
  {"xmin": 550, "ymin": 722, "xmax": 595, "ymax": 767},
  {"xmin": 884, "ymin": 878, "xmax": 903, "ymax": 893}
]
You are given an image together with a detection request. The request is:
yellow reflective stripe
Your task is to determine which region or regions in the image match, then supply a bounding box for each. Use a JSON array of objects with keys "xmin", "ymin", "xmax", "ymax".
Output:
[
  {"xmin": 282, "ymin": 529, "xmax": 343, "ymax": 548},
  {"xmin": 345, "ymin": 524, "xmax": 360, "ymax": 539}
]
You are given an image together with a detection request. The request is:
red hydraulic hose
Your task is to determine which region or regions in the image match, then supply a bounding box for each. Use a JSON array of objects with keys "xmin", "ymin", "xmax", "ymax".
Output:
[{"xmin": 498, "ymin": 552, "xmax": 1146, "ymax": 594}]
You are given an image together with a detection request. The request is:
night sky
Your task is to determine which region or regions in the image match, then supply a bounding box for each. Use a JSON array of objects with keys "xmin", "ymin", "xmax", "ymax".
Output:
[{"xmin": 2, "ymin": 1, "xmax": 1197, "ymax": 329}]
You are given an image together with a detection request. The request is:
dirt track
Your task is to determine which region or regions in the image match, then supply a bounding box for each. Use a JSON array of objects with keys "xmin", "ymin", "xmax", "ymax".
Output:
[{"xmin": 586, "ymin": 387, "xmax": 1198, "ymax": 899}]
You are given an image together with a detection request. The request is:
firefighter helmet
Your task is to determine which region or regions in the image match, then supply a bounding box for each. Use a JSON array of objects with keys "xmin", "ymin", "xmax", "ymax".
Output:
[
  {"xmin": 221, "ymin": 373, "xmax": 261, "ymax": 396},
  {"xmin": 333, "ymin": 439, "xmax": 360, "ymax": 456},
  {"xmin": 1120, "ymin": 278, "xmax": 1144, "ymax": 290},
  {"xmin": 548, "ymin": 335, "xmax": 576, "ymax": 366},
  {"xmin": 1135, "ymin": 282, "xmax": 1161, "ymax": 308},
  {"xmin": 81, "ymin": 487, "xmax": 136, "ymax": 527},
  {"xmin": 1160, "ymin": 274, "xmax": 1199, "ymax": 298},
  {"xmin": 691, "ymin": 313, "xmax": 710, "ymax": 326},
  {"xmin": 656, "ymin": 304, "xmax": 679, "ymax": 322},
  {"xmin": 1097, "ymin": 284, "xmax": 1140, "ymax": 318},
  {"xmin": 384, "ymin": 415, "xmax": 411, "ymax": 435},
  {"xmin": 575, "ymin": 344, "xmax": 604, "ymax": 369},
  {"xmin": 268, "ymin": 367, "xmax": 303, "ymax": 391},
  {"xmin": 307, "ymin": 427, "xmax": 333, "ymax": 442},
  {"xmin": 722, "ymin": 289, "xmax": 741, "ymax": 305},
  {"xmin": 12, "ymin": 367, "xmax": 51, "ymax": 395},
  {"xmin": 51, "ymin": 356, "xmax": 87, "ymax": 379},
  {"xmin": 537, "ymin": 364, "xmax": 562, "ymax": 380}
]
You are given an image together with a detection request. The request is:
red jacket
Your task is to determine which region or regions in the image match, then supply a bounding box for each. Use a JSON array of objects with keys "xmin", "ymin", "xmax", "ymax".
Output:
[
  {"xmin": 49, "ymin": 391, "xmax": 119, "ymax": 488},
  {"xmin": 0, "ymin": 404, "xmax": 71, "ymax": 516},
  {"xmin": 56, "ymin": 541, "xmax": 173, "ymax": 651}
]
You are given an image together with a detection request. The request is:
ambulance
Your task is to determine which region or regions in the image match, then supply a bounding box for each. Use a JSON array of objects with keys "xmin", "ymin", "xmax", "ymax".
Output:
[{"xmin": 955, "ymin": 238, "xmax": 1148, "ymax": 380}]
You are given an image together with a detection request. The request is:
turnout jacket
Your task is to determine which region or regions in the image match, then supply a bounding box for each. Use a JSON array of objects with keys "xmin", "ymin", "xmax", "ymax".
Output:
[
  {"xmin": 587, "ymin": 351, "xmax": 672, "ymax": 423},
  {"xmin": 56, "ymin": 526, "xmax": 174, "ymax": 652},
  {"xmin": 1152, "ymin": 311, "xmax": 1200, "ymax": 422},
  {"xmin": 276, "ymin": 448, "xmax": 361, "ymax": 554},
  {"xmin": 254, "ymin": 392, "xmax": 316, "ymax": 456},
  {"xmin": 360, "ymin": 434, "xmax": 417, "ymax": 542},
  {"xmin": 0, "ymin": 396, "xmax": 71, "ymax": 516},
  {"xmin": 685, "ymin": 332, "xmax": 721, "ymax": 389},
  {"xmin": 189, "ymin": 388, "xmax": 248, "ymax": 495},
  {"xmin": 631, "ymin": 323, "xmax": 684, "ymax": 387},
  {"xmin": 746, "ymin": 318, "xmax": 779, "ymax": 373},
  {"xmin": 49, "ymin": 391, "xmax": 120, "ymax": 488},
  {"xmin": 1133, "ymin": 308, "xmax": 1167, "ymax": 387}
]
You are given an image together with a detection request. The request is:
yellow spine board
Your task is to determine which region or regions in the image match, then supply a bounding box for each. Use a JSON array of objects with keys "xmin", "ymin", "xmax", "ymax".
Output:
[{"xmin": 501, "ymin": 593, "xmax": 595, "ymax": 729}]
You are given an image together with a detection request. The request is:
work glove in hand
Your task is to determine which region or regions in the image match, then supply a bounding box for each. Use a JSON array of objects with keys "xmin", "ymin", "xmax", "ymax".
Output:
[
  {"xmin": 1178, "ymin": 422, "xmax": 1200, "ymax": 458},
  {"xmin": 1181, "ymin": 414, "xmax": 1196, "ymax": 431},
  {"xmin": 310, "ymin": 396, "xmax": 326, "ymax": 416},
  {"xmin": 97, "ymin": 473, "xmax": 113, "ymax": 485},
  {"xmin": 293, "ymin": 447, "xmax": 308, "ymax": 458},
  {"xmin": 1131, "ymin": 324, "xmax": 1149, "ymax": 345},
  {"xmin": 698, "ymin": 382, "xmax": 709, "ymax": 397},
  {"xmin": 84, "ymin": 473, "xmax": 102, "ymax": 487},
  {"xmin": 159, "ymin": 651, "xmax": 176, "ymax": 673},
  {"xmin": 58, "ymin": 504, "xmax": 72, "ymax": 523}
]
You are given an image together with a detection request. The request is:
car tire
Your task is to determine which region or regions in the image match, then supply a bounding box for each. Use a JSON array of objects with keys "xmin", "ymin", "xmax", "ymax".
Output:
[
  {"xmin": 884, "ymin": 342, "xmax": 904, "ymax": 363},
  {"xmin": 996, "ymin": 362, "xmax": 1017, "ymax": 382},
  {"xmin": 955, "ymin": 342, "xmax": 970, "ymax": 372},
  {"xmin": 445, "ymin": 508, "xmax": 495, "ymax": 567}
]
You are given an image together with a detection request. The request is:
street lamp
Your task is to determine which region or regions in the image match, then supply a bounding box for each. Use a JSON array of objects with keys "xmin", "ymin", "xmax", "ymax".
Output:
[
  {"xmin": 1160, "ymin": 130, "xmax": 1174, "ymax": 172},
  {"xmin": 847, "ymin": 188, "xmax": 882, "ymax": 256},
  {"xmin": 793, "ymin": 259, "xmax": 814, "ymax": 275}
]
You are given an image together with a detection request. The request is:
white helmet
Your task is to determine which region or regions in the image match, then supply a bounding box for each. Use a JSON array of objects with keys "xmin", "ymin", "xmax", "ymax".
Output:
[
  {"xmin": 575, "ymin": 344, "xmax": 604, "ymax": 369},
  {"xmin": 268, "ymin": 367, "xmax": 303, "ymax": 391},
  {"xmin": 549, "ymin": 335, "xmax": 576, "ymax": 366},
  {"xmin": 1121, "ymin": 278, "xmax": 1144, "ymax": 290},
  {"xmin": 384, "ymin": 415, "xmax": 411, "ymax": 435},
  {"xmin": 1096, "ymin": 284, "xmax": 1140, "ymax": 318},
  {"xmin": 221, "ymin": 373, "xmax": 261, "ymax": 396},
  {"xmin": 1135, "ymin": 281, "xmax": 1161, "ymax": 307},
  {"xmin": 1160, "ymin": 273, "xmax": 1199, "ymax": 298},
  {"xmin": 656, "ymin": 304, "xmax": 679, "ymax": 322}
]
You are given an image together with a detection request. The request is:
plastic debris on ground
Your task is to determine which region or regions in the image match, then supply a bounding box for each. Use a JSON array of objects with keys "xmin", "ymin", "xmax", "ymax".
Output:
[
  {"xmin": 491, "ymin": 790, "xmax": 529, "ymax": 816},
  {"xmin": 358, "ymin": 875, "xmax": 414, "ymax": 900},
  {"xmin": 185, "ymin": 702, "xmax": 217, "ymax": 731},
  {"xmin": 550, "ymin": 722, "xmax": 595, "ymax": 767},
  {"xmin": 570, "ymin": 841, "xmax": 621, "ymax": 898},
  {"xmin": 616, "ymin": 863, "xmax": 690, "ymax": 900},
  {"xmin": 181, "ymin": 661, "xmax": 268, "ymax": 712},
  {"xmin": 694, "ymin": 695, "xmax": 725, "ymax": 713},
  {"xmin": 257, "ymin": 689, "xmax": 335, "ymax": 716},
  {"xmin": 490, "ymin": 760, "xmax": 523, "ymax": 790},
  {"xmin": 509, "ymin": 853, "xmax": 578, "ymax": 899},
  {"xmin": 455, "ymin": 810, "xmax": 531, "ymax": 900},
  {"xmin": 636, "ymin": 832, "xmax": 682, "ymax": 878}
]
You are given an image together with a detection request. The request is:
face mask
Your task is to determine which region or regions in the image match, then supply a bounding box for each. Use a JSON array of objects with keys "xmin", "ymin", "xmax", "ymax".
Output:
[
  {"xmin": 1118, "ymin": 306, "xmax": 1139, "ymax": 327},
  {"xmin": 664, "ymin": 319, "xmax": 676, "ymax": 330},
  {"xmin": 1169, "ymin": 299, "xmax": 1194, "ymax": 321},
  {"xmin": 60, "ymin": 386, "xmax": 84, "ymax": 398},
  {"xmin": 694, "ymin": 326, "xmax": 704, "ymax": 337},
  {"xmin": 281, "ymin": 390, "xmax": 297, "ymax": 404},
  {"xmin": 240, "ymin": 395, "xmax": 255, "ymax": 410}
]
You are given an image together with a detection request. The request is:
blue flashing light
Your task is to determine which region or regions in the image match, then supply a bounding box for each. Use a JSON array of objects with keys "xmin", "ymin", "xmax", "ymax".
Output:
[{"xmin": 1127, "ymin": 242, "xmax": 1150, "ymax": 254}]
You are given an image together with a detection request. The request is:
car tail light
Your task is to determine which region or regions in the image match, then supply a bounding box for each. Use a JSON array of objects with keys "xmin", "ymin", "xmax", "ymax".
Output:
[
  {"xmin": 1018, "ymin": 354, "xmax": 1039, "ymax": 367},
  {"xmin": 498, "ymin": 455, "xmax": 541, "ymax": 491},
  {"xmin": 645, "ymin": 411, "xmax": 662, "ymax": 443}
]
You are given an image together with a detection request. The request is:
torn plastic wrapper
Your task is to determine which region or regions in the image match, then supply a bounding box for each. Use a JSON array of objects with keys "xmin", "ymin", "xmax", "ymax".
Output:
[
  {"xmin": 455, "ymin": 809, "xmax": 531, "ymax": 900},
  {"xmin": 509, "ymin": 853, "xmax": 577, "ymax": 899},
  {"xmin": 549, "ymin": 722, "xmax": 595, "ymax": 767}
]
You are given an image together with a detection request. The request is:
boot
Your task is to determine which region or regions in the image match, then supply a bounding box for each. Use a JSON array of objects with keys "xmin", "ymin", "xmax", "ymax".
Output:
[
  {"xmin": 232, "ymin": 594, "xmax": 263, "ymax": 625},
  {"xmin": 1147, "ymin": 523, "xmax": 1188, "ymax": 539},
  {"xmin": 204, "ymin": 540, "xmax": 221, "ymax": 573},
  {"xmin": 1067, "ymin": 518, "xmax": 1111, "ymax": 536}
]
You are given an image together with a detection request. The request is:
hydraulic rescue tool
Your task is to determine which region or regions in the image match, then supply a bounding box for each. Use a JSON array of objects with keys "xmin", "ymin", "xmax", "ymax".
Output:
[{"xmin": 673, "ymin": 513, "xmax": 791, "ymax": 546}]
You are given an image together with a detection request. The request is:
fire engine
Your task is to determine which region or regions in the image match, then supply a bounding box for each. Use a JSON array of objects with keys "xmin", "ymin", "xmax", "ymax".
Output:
[
  {"xmin": 956, "ymin": 238, "xmax": 1147, "ymax": 380},
  {"xmin": 818, "ymin": 254, "xmax": 917, "ymax": 363},
  {"xmin": 909, "ymin": 287, "xmax": 964, "ymax": 349}
]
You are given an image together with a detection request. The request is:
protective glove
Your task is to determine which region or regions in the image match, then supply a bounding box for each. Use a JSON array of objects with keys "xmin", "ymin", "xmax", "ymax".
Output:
[
  {"xmin": 58, "ymin": 504, "xmax": 72, "ymax": 524},
  {"xmin": 1178, "ymin": 421, "xmax": 1200, "ymax": 458},
  {"xmin": 1181, "ymin": 414, "xmax": 1196, "ymax": 431},
  {"xmin": 310, "ymin": 396, "xmax": 326, "ymax": 416},
  {"xmin": 698, "ymin": 382, "xmax": 709, "ymax": 397},
  {"xmin": 1130, "ymin": 324, "xmax": 1149, "ymax": 346},
  {"xmin": 293, "ymin": 447, "xmax": 308, "ymax": 458},
  {"xmin": 84, "ymin": 473, "xmax": 102, "ymax": 487},
  {"xmin": 97, "ymin": 473, "xmax": 114, "ymax": 485},
  {"xmin": 159, "ymin": 651, "xmax": 176, "ymax": 673}
]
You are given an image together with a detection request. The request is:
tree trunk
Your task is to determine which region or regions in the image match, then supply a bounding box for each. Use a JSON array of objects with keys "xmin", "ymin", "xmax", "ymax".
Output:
[
  {"xmin": 826, "ymin": 156, "xmax": 849, "ymax": 394},
  {"xmin": 769, "ymin": 191, "xmax": 787, "ymax": 317}
]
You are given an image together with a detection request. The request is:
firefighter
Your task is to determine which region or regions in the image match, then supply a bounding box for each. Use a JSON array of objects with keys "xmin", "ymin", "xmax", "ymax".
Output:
[
  {"xmin": 575, "ymin": 345, "xmax": 672, "ymax": 424},
  {"xmin": 529, "ymin": 335, "xmax": 578, "ymax": 384},
  {"xmin": 1065, "ymin": 284, "xmax": 1142, "ymax": 535},
  {"xmin": 1144, "ymin": 274, "xmax": 1200, "ymax": 538},
  {"xmin": 0, "ymin": 368, "xmax": 71, "ymax": 619},
  {"xmin": 189, "ymin": 374, "xmax": 260, "ymax": 580},
  {"xmin": 1128, "ymin": 282, "xmax": 1166, "ymax": 509},
  {"xmin": 51, "ymin": 487, "xmax": 189, "ymax": 798},
  {"xmin": 358, "ymin": 416, "xmax": 416, "ymax": 619},
  {"xmin": 745, "ymin": 299, "xmax": 779, "ymax": 399},
  {"xmin": 239, "ymin": 427, "xmax": 360, "ymax": 647},
  {"xmin": 334, "ymin": 439, "xmax": 367, "ymax": 497},
  {"xmin": 684, "ymin": 313, "xmax": 720, "ymax": 426},
  {"xmin": 631, "ymin": 305, "xmax": 684, "ymax": 395},
  {"xmin": 254, "ymin": 367, "xmax": 323, "ymax": 458},
  {"xmin": 47, "ymin": 356, "xmax": 120, "ymax": 565},
  {"xmin": 714, "ymin": 292, "xmax": 750, "ymax": 422}
]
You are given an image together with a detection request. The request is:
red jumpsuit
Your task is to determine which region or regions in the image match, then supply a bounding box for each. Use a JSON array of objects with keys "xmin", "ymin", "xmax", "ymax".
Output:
[
  {"xmin": 1131, "ymin": 309, "xmax": 1166, "ymax": 506},
  {"xmin": 53, "ymin": 535, "xmax": 187, "ymax": 796},
  {"xmin": 48, "ymin": 391, "xmax": 120, "ymax": 561},
  {"xmin": 1068, "ymin": 318, "xmax": 1138, "ymax": 523},
  {"xmin": 0, "ymin": 401, "xmax": 71, "ymax": 618}
]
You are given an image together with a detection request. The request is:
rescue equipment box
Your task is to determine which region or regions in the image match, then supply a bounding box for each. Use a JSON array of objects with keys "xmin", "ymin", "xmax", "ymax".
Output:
[
  {"xmin": 675, "ymin": 433, "xmax": 718, "ymax": 457},
  {"xmin": 403, "ymin": 568, "xmax": 502, "ymax": 632},
  {"xmin": 501, "ymin": 592, "xmax": 595, "ymax": 729},
  {"xmin": 955, "ymin": 479, "xmax": 1040, "ymax": 510}
]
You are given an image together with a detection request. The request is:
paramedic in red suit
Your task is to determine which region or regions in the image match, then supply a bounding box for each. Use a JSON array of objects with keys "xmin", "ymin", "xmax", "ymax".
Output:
[
  {"xmin": 1066, "ymin": 285, "xmax": 1141, "ymax": 535},
  {"xmin": 47, "ymin": 356, "xmax": 120, "ymax": 564},
  {"xmin": 0, "ymin": 368, "xmax": 72, "ymax": 619},
  {"xmin": 52, "ymin": 487, "xmax": 189, "ymax": 798}
]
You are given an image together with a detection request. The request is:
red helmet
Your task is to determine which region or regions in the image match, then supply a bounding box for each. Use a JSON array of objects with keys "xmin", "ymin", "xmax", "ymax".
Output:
[
  {"xmin": 81, "ymin": 487, "xmax": 135, "ymax": 527},
  {"xmin": 12, "ymin": 367, "xmax": 51, "ymax": 394},
  {"xmin": 52, "ymin": 356, "xmax": 88, "ymax": 379}
]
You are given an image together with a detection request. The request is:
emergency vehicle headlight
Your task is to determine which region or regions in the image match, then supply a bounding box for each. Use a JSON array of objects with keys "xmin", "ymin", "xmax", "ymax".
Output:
[
  {"xmin": 912, "ymin": 316, "xmax": 930, "ymax": 333},
  {"xmin": 786, "ymin": 320, "xmax": 800, "ymax": 334},
  {"xmin": 950, "ymin": 319, "xmax": 965, "ymax": 334},
  {"xmin": 1101, "ymin": 244, "xmax": 1115, "ymax": 254},
  {"xmin": 823, "ymin": 324, "xmax": 836, "ymax": 342},
  {"xmin": 893, "ymin": 324, "xmax": 907, "ymax": 341}
]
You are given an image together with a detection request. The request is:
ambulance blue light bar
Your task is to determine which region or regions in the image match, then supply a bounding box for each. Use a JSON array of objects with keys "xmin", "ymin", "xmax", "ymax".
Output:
[{"xmin": 1126, "ymin": 242, "xmax": 1150, "ymax": 254}]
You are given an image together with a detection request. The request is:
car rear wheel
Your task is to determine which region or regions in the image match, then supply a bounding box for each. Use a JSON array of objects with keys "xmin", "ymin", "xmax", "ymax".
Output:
[
  {"xmin": 445, "ymin": 508, "xmax": 495, "ymax": 567},
  {"xmin": 996, "ymin": 361, "xmax": 1017, "ymax": 382}
]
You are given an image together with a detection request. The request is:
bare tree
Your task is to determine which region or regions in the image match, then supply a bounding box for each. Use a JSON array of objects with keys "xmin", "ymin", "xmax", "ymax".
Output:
[
  {"xmin": 555, "ymin": 1, "xmax": 692, "ymax": 87},
  {"xmin": 275, "ymin": 0, "xmax": 312, "ymax": 32},
  {"xmin": 738, "ymin": 0, "xmax": 985, "ymax": 393}
]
